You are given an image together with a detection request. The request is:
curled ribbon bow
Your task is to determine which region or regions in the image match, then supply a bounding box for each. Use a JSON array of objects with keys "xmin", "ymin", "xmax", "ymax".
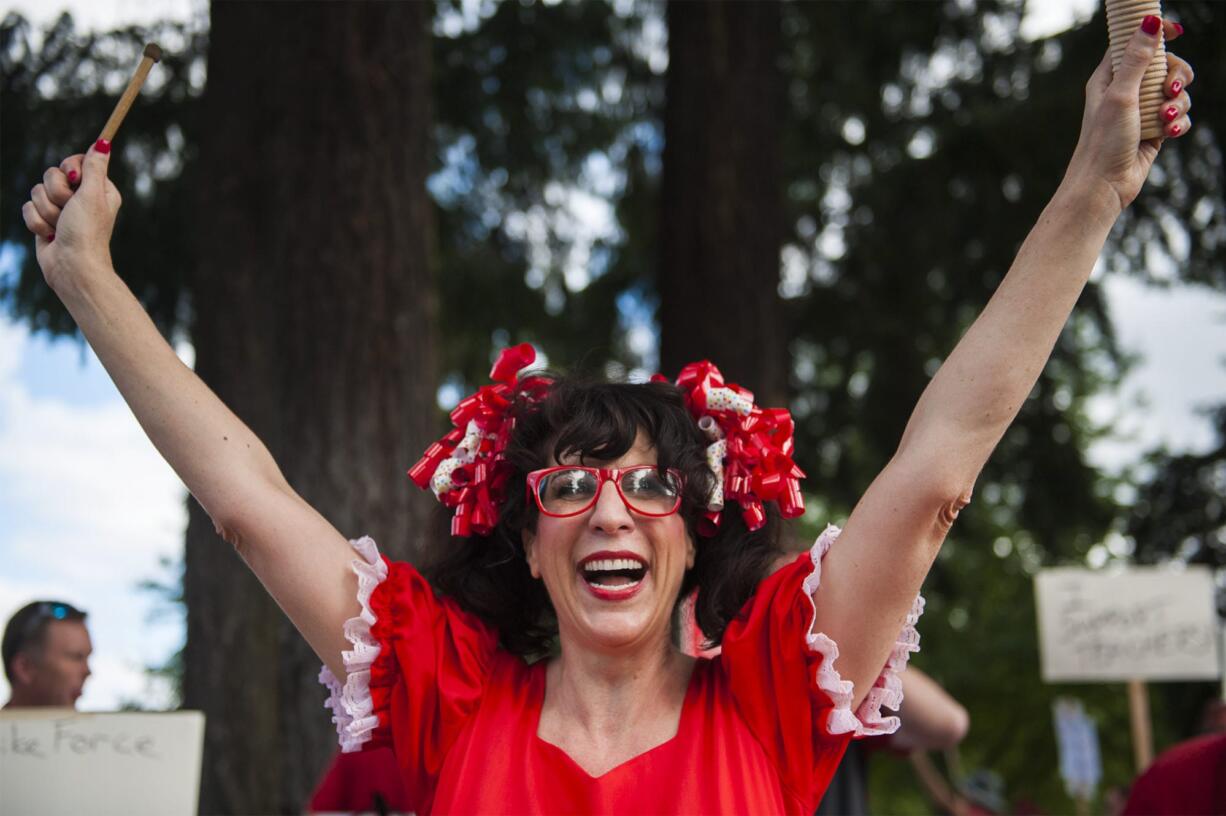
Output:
[
  {"xmin": 668, "ymin": 361, "xmax": 805, "ymax": 535},
  {"xmin": 407, "ymin": 343, "xmax": 545, "ymax": 537},
  {"xmin": 410, "ymin": 349, "xmax": 804, "ymax": 539}
]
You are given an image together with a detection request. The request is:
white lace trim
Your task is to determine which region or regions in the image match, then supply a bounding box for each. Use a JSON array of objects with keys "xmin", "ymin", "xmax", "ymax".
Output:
[
  {"xmin": 803, "ymin": 524, "xmax": 925, "ymax": 738},
  {"xmin": 319, "ymin": 535, "xmax": 389, "ymax": 753}
]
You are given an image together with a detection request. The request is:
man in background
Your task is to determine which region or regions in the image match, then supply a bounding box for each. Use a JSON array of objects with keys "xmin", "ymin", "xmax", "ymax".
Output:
[{"xmin": 2, "ymin": 600, "xmax": 92, "ymax": 708}]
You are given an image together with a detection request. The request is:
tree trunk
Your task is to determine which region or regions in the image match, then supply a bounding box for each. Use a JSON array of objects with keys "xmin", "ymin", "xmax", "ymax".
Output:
[
  {"xmin": 185, "ymin": 3, "xmax": 437, "ymax": 812},
  {"xmin": 657, "ymin": 0, "xmax": 786, "ymax": 405}
]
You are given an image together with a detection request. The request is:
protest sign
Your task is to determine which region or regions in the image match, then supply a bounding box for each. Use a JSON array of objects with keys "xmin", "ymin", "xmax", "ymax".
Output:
[
  {"xmin": 1035, "ymin": 566, "xmax": 1219, "ymax": 682},
  {"xmin": 0, "ymin": 710, "xmax": 204, "ymax": 816}
]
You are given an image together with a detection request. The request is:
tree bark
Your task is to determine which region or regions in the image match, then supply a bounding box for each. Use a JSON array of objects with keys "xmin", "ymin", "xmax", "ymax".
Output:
[
  {"xmin": 185, "ymin": 3, "xmax": 437, "ymax": 812},
  {"xmin": 658, "ymin": 0, "xmax": 786, "ymax": 405}
]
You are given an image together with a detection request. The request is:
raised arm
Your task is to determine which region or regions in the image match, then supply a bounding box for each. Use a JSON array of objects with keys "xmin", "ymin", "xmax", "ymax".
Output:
[
  {"xmin": 811, "ymin": 18, "xmax": 1194, "ymax": 706},
  {"xmin": 22, "ymin": 144, "xmax": 358, "ymax": 680}
]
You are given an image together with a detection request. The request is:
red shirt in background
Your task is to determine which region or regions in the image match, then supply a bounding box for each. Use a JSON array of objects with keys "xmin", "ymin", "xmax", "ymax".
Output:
[
  {"xmin": 1123, "ymin": 732, "xmax": 1226, "ymax": 816},
  {"xmin": 310, "ymin": 747, "xmax": 411, "ymax": 814}
]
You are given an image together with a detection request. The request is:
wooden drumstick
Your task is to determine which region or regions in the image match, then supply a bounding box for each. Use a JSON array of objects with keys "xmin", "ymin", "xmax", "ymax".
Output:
[{"xmin": 98, "ymin": 43, "xmax": 163, "ymax": 143}]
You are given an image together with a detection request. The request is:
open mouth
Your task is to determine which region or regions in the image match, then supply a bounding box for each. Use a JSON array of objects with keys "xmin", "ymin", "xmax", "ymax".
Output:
[{"xmin": 579, "ymin": 554, "xmax": 648, "ymax": 591}]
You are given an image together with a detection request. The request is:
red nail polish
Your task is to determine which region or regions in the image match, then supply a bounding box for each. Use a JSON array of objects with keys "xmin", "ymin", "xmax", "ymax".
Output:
[
  {"xmin": 94, "ymin": 138, "xmax": 111, "ymax": 154},
  {"xmin": 67, "ymin": 170, "xmax": 79, "ymax": 185},
  {"xmin": 1173, "ymin": 22, "xmax": 1184, "ymax": 36},
  {"xmin": 1141, "ymin": 15, "xmax": 1161, "ymax": 35},
  {"xmin": 48, "ymin": 231, "xmax": 55, "ymax": 242},
  {"xmin": 1170, "ymin": 124, "xmax": 1182, "ymax": 136},
  {"xmin": 1170, "ymin": 80, "xmax": 1183, "ymax": 96},
  {"xmin": 1164, "ymin": 106, "xmax": 1179, "ymax": 122}
]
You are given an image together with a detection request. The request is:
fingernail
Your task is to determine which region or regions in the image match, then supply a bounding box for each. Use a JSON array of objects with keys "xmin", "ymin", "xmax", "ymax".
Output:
[
  {"xmin": 67, "ymin": 170, "xmax": 79, "ymax": 185},
  {"xmin": 94, "ymin": 138, "xmax": 111, "ymax": 154},
  {"xmin": 48, "ymin": 231, "xmax": 55, "ymax": 242},
  {"xmin": 1170, "ymin": 79, "xmax": 1182, "ymax": 95},
  {"xmin": 1141, "ymin": 15, "xmax": 1161, "ymax": 35},
  {"xmin": 1164, "ymin": 106, "xmax": 1179, "ymax": 122},
  {"xmin": 1170, "ymin": 124, "xmax": 1182, "ymax": 136},
  {"xmin": 1172, "ymin": 22, "xmax": 1184, "ymax": 37}
]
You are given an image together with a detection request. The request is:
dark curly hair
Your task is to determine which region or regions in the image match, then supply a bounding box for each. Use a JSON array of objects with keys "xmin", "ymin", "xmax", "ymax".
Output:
[{"xmin": 421, "ymin": 373, "xmax": 782, "ymax": 658}]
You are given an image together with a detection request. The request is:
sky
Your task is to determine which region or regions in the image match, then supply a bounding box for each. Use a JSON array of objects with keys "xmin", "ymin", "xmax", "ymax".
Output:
[{"xmin": 2, "ymin": 0, "xmax": 1223, "ymax": 711}]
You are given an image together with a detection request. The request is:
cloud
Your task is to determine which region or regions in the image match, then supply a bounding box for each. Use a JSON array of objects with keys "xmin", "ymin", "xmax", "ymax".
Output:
[
  {"xmin": 1087, "ymin": 277, "xmax": 1226, "ymax": 472},
  {"xmin": 0, "ymin": 318, "xmax": 186, "ymax": 710},
  {"xmin": 5, "ymin": 0, "xmax": 205, "ymax": 34}
]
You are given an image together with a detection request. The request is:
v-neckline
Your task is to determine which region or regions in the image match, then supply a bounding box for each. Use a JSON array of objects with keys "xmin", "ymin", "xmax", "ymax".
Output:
[{"xmin": 531, "ymin": 658, "xmax": 702, "ymax": 780}]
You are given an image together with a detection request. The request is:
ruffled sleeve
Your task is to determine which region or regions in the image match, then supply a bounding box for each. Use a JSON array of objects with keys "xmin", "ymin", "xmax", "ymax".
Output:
[
  {"xmin": 318, "ymin": 537, "xmax": 500, "ymax": 794},
  {"xmin": 719, "ymin": 524, "xmax": 924, "ymax": 806}
]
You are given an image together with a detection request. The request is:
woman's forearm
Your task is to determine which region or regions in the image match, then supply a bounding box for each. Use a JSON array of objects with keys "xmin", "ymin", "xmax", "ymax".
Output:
[
  {"xmin": 897, "ymin": 176, "xmax": 1121, "ymax": 485},
  {"xmin": 54, "ymin": 260, "xmax": 290, "ymax": 526}
]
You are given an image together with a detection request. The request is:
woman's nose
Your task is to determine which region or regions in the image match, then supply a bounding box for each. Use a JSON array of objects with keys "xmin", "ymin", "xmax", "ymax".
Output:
[{"xmin": 588, "ymin": 480, "xmax": 634, "ymax": 532}]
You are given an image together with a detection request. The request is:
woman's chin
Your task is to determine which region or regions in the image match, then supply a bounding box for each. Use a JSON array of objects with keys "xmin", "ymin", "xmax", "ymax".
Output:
[
  {"xmin": 573, "ymin": 589, "xmax": 672, "ymax": 649},
  {"xmin": 575, "ymin": 626, "xmax": 658, "ymax": 655},
  {"xmin": 557, "ymin": 568, "xmax": 683, "ymax": 652}
]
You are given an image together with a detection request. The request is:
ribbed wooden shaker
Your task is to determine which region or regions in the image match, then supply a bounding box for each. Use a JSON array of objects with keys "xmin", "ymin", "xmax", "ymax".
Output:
[{"xmin": 1105, "ymin": 0, "xmax": 1167, "ymax": 140}]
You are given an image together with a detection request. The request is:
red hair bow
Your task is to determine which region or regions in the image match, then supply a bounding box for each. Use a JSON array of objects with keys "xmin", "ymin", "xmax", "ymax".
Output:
[
  {"xmin": 409, "ymin": 349, "xmax": 804, "ymax": 539},
  {"xmin": 407, "ymin": 343, "xmax": 545, "ymax": 537},
  {"xmin": 666, "ymin": 361, "xmax": 805, "ymax": 535}
]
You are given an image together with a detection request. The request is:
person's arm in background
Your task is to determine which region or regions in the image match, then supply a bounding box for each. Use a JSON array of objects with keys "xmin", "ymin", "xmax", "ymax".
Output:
[
  {"xmin": 891, "ymin": 667, "xmax": 969, "ymax": 752},
  {"xmin": 892, "ymin": 671, "xmax": 971, "ymax": 816}
]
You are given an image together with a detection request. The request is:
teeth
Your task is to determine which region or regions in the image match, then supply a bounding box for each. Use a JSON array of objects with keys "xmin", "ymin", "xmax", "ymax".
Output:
[
  {"xmin": 583, "ymin": 558, "xmax": 645, "ymax": 572},
  {"xmin": 589, "ymin": 579, "xmax": 642, "ymax": 590}
]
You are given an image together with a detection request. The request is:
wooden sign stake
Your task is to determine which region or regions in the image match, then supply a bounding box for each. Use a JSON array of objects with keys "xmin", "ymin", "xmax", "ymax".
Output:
[{"xmin": 1127, "ymin": 679, "xmax": 1154, "ymax": 772}]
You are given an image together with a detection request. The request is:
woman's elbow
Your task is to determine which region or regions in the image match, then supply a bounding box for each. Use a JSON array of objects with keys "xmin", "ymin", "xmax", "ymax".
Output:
[
  {"xmin": 935, "ymin": 487, "xmax": 974, "ymax": 535},
  {"xmin": 210, "ymin": 508, "xmax": 252, "ymax": 556},
  {"xmin": 886, "ymin": 453, "xmax": 976, "ymax": 538},
  {"xmin": 202, "ymin": 476, "xmax": 297, "ymax": 558}
]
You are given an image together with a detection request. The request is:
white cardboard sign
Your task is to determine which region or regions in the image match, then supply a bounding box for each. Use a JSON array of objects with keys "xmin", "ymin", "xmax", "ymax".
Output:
[
  {"xmin": 1035, "ymin": 566, "xmax": 1220, "ymax": 682},
  {"xmin": 0, "ymin": 710, "xmax": 204, "ymax": 816}
]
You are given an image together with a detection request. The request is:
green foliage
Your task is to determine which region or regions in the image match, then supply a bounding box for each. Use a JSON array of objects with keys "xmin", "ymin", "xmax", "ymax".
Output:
[
  {"xmin": 431, "ymin": 0, "xmax": 665, "ymax": 384},
  {"xmin": 0, "ymin": 12, "xmax": 206, "ymax": 338}
]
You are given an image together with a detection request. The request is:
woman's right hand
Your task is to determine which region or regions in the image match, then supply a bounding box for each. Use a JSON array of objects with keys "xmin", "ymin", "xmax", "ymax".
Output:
[
  {"xmin": 1064, "ymin": 17, "xmax": 1193, "ymax": 214},
  {"xmin": 21, "ymin": 141, "xmax": 123, "ymax": 291}
]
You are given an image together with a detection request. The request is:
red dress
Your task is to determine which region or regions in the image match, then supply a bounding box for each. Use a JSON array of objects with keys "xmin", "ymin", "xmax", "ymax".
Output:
[{"xmin": 319, "ymin": 526, "xmax": 923, "ymax": 815}]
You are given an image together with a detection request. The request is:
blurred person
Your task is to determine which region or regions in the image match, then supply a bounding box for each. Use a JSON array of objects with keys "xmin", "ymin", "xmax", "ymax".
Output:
[
  {"xmin": 887, "ymin": 667, "xmax": 970, "ymax": 753},
  {"xmin": 310, "ymin": 746, "xmax": 410, "ymax": 815},
  {"xmin": 1118, "ymin": 696, "xmax": 1226, "ymax": 815},
  {"xmin": 816, "ymin": 665, "xmax": 969, "ymax": 815},
  {"xmin": 1122, "ymin": 730, "xmax": 1226, "ymax": 815},
  {"xmin": 2, "ymin": 600, "xmax": 92, "ymax": 708},
  {"xmin": 1197, "ymin": 697, "xmax": 1226, "ymax": 733},
  {"xmin": 960, "ymin": 770, "xmax": 1007, "ymax": 816},
  {"xmin": 20, "ymin": 16, "xmax": 1196, "ymax": 816}
]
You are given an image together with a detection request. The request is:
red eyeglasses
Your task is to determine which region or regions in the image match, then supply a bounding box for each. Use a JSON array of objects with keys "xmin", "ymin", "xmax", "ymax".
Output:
[{"xmin": 526, "ymin": 466, "xmax": 685, "ymax": 518}]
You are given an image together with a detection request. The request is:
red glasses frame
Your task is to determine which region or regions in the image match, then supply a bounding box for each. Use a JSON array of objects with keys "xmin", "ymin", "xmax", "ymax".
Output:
[{"xmin": 525, "ymin": 465, "xmax": 685, "ymax": 518}]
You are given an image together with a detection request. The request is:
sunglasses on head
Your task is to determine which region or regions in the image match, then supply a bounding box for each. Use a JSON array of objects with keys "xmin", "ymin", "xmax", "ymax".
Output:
[{"xmin": 9, "ymin": 601, "xmax": 86, "ymax": 654}]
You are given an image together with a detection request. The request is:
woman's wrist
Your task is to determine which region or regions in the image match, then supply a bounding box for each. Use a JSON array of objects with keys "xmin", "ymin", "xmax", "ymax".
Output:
[
  {"xmin": 1051, "ymin": 170, "xmax": 1124, "ymax": 230},
  {"xmin": 47, "ymin": 253, "xmax": 115, "ymax": 297}
]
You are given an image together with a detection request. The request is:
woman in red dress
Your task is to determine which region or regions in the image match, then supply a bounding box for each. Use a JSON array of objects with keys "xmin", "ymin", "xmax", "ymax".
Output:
[{"xmin": 22, "ymin": 18, "xmax": 1193, "ymax": 815}]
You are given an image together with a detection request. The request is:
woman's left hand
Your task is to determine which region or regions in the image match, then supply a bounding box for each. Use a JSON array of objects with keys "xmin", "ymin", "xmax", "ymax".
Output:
[{"xmin": 1066, "ymin": 16, "xmax": 1193, "ymax": 213}]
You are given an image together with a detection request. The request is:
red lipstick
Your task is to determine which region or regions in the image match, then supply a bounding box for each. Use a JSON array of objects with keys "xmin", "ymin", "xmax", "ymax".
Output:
[{"xmin": 577, "ymin": 550, "xmax": 648, "ymax": 602}]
